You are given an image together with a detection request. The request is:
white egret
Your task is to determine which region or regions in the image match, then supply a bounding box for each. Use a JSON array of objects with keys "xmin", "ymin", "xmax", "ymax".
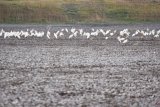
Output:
[
  {"xmin": 46, "ymin": 31, "xmax": 51, "ymax": 39},
  {"xmin": 30, "ymin": 29, "xmax": 36, "ymax": 37},
  {"xmin": 151, "ymin": 30, "xmax": 155, "ymax": 35},
  {"xmin": 120, "ymin": 29, "xmax": 130, "ymax": 37},
  {"xmin": 110, "ymin": 30, "xmax": 116, "ymax": 36},
  {"xmin": 8, "ymin": 30, "xmax": 21, "ymax": 39},
  {"xmin": 100, "ymin": 29, "xmax": 111, "ymax": 36},
  {"xmin": 122, "ymin": 39, "xmax": 128, "ymax": 44},
  {"xmin": 36, "ymin": 31, "xmax": 44, "ymax": 37},
  {"xmin": 54, "ymin": 31, "xmax": 60, "ymax": 39},
  {"xmin": 59, "ymin": 32, "xmax": 64, "ymax": 37},
  {"xmin": 0, "ymin": 29, "xmax": 4, "ymax": 36},
  {"xmin": 105, "ymin": 36, "xmax": 109, "ymax": 40},
  {"xmin": 117, "ymin": 36, "xmax": 126, "ymax": 43},
  {"xmin": 154, "ymin": 34, "xmax": 159, "ymax": 38},
  {"xmin": 91, "ymin": 29, "xmax": 100, "ymax": 36},
  {"xmin": 71, "ymin": 28, "xmax": 76, "ymax": 33},
  {"xmin": 4, "ymin": 31, "xmax": 12, "ymax": 39},
  {"xmin": 79, "ymin": 29, "xmax": 83, "ymax": 36},
  {"xmin": 83, "ymin": 32, "xmax": 91, "ymax": 39},
  {"xmin": 69, "ymin": 34, "xmax": 74, "ymax": 39},
  {"xmin": 65, "ymin": 28, "xmax": 69, "ymax": 32},
  {"xmin": 69, "ymin": 31, "xmax": 78, "ymax": 39},
  {"xmin": 61, "ymin": 29, "xmax": 64, "ymax": 32},
  {"xmin": 132, "ymin": 30, "xmax": 140, "ymax": 37},
  {"xmin": 154, "ymin": 30, "xmax": 160, "ymax": 38},
  {"xmin": 21, "ymin": 29, "xmax": 30, "ymax": 37}
]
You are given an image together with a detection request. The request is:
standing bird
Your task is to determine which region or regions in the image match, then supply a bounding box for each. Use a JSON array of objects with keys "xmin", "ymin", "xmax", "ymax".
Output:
[
  {"xmin": 36, "ymin": 31, "xmax": 45, "ymax": 38},
  {"xmin": 105, "ymin": 36, "xmax": 109, "ymax": 40},
  {"xmin": 70, "ymin": 27, "xmax": 75, "ymax": 32},
  {"xmin": 54, "ymin": 31, "xmax": 60, "ymax": 39},
  {"xmin": 154, "ymin": 34, "xmax": 159, "ymax": 38},
  {"xmin": 65, "ymin": 28, "xmax": 69, "ymax": 33},
  {"xmin": 13, "ymin": 31, "xmax": 21, "ymax": 39},
  {"xmin": 21, "ymin": 29, "xmax": 30, "ymax": 37},
  {"xmin": 79, "ymin": 29, "xmax": 83, "ymax": 36},
  {"xmin": 30, "ymin": 29, "xmax": 36, "ymax": 37},
  {"xmin": 46, "ymin": 31, "xmax": 51, "ymax": 39},
  {"xmin": 122, "ymin": 39, "xmax": 128, "ymax": 44},
  {"xmin": 132, "ymin": 30, "xmax": 140, "ymax": 37},
  {"xmin": 61, "ymin": 29, "xmax": 64, "ymax": 32},
  {"xmin": 120, "ymin": 29, "xmax": 130, "ymax": 37},
  {"xmin": 150, "ymin": 29, "xmax": 155, "ymax": 35},
  {"xmin": 83, "ymin": 32, "xmax": 91, "ymax": 39},
  {"xmin": 154, "ymin": 30, "xmax": 160, "ymax": 38},
  {"xmin": 91, "ymin": 29, "xmax": 100, "ymax": 36},
  {"xmin": 0, "ymin": 29, "xmax": 4, "ymax": 37},
  {"xmin": 117, "ymin": 36, "xmax": 126, "ymax": 43},
  {"xmin": 59, "ymin": 32, "xmax": 64, "ymax": 37},
  {"xmin": 100, "ymin": 29, "xmax": 111, "ymax": 36},
  {"xmin": 110, "ymin": 30, "xmax": 117, "ymax": 36},
  {"xmin": 4, "ymin": 31, "xmax": 12, "ymax": 39},
  {"xmin": 69, "ymin": 31, "xmax": 78, "ymax": 39},
  {"xmin": 69, "ymin": 28, "xmax": 78, "ymax": 39}
]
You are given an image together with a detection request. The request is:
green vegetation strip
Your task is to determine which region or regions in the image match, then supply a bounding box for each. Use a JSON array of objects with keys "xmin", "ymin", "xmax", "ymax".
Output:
[{"xmin": 0, "ymin": 0, "xmax": 160, "ymax": 23}]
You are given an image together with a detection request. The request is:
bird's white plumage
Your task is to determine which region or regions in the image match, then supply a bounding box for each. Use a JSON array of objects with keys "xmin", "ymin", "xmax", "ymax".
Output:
[{"xmin": 46, "ymin": 31, "xmax": 51, "ymax": 39}]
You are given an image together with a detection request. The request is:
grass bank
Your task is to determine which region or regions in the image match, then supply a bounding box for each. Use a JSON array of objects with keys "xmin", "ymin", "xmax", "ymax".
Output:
[{"xmin": 0, "ymin": 0, "xmax": 160, "ymax": 24}]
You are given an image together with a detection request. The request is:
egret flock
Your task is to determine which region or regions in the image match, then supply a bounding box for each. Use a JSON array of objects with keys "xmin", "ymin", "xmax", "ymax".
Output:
[{"xmin": 0, "ymin": 28, "xmax": 160, "ymax": 44}]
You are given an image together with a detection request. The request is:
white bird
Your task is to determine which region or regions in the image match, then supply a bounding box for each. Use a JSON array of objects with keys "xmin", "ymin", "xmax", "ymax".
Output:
[
  {"xmin": 69, "ymin": 31, "xmax": 78, "ymax": 39},
  {"xmin": 9, "ymin": 30, "xmax": 14, "ymax": 37},
  {"xmin": 0, "ymin": 29, "xmax": 4, "ymax": 36},
  {"xmin": 110, "ymin": 30, "xmax": 116, "ymax": 36},
  {"xmin": 59, "ymin": 32, "xmax": 64, "ymax": 37},
  {"xmin": 100, "ymin": 29, "xmax": 111, "ymax": 36},
  {"xmin": 54, "ymin": 31, "xmax": 60, "ymax": 39},
  {"xmin": 69, "ymin": 34, "xmax": 74, "ymax": 39},
  {"xmin": 83, "ymin": 32, "xmax": 91, "ymax": 39},
  {"xmin": 21, "ymin": 29, "xmax": 30, "ymax": 37},
  {"xmin": 79, "ymin": 29, "xmax": 83, "ymax": 36},
  {"xmin": 151, "ymin": 30, "xmax": 155, "ymax": 35},
  {"xmin": 120, "ymin": 29, "xmax": 130, "ymax": 37},
  {"xmin": 148, "ymin": 30, "xmax": 154, "ymax": 35},
  {"xmin": 61, "ymin": 29, "xmax": 64, "ymax": 32},
  {"xmin": 156, "ymin": 30, "xmax": 160, "ymax": 35},
  {"xmin": 140, "ymin": 30, "xmax": 146, "ymax": 36},
  {"xmin": 92, "ymin": 28, "xmax": 95, "ymax": 31},
  {"xmin": 132, "ymin": 30, "xmax": 140, "ymax": 37},
  {"xmin": 117, "ymin": 36, "xmax": 126, "ymax": 43},
  {"xmin": 154, "ymin": 34, "xmax": 159, "ymax": 38},
  {"xmin": 91, "ymin": 29, "xmax": 100, "ymax": 36},
  {"xmin": 105, "ymin": 36, "xmax": 109, "ymax": 40},
  {"xmin": 144, "ymin": 32, "xmax": 149, "ymax": 36},
  {"xmin": 73, "ymin": 31, "xmax": 78, "ymax": 37},
  {"xmin": 65, "ymin": 28, "xmax": 69, "ymax": 32},
  {"xmin": 36, "ymin": 31, "xmax": 44, "ymax": 37},
  {"xmin": 30, "ymin": 29, "xmax": 36, "ymax": 37},
  {"xmin": 4, "ymin": 31, "xmax": 12, "ymax": 39},
  {"xmin": 141, "ymin": 30, "xmax": 146, "ymax": 36},
  {"xmin": 122, "ymin": 39, "xmax": 128, "ymax": 44},
  {"xmin": 154, "ymin": 30, "xmax": 160, "ymax": 38},
  {"xmin": 117, "ymin": 36, "xmax": 128, "ymax": 44},
  {"xmin": 46, "ymin": 31, "xmax": 51, "ymax": 39},
  {"xmin": 11, "ymin": 31, "xmax": 21, "ymax": 39},
  {"xmin": 71, "ymin": 28, "xmax": 76, "ymax": 33}
]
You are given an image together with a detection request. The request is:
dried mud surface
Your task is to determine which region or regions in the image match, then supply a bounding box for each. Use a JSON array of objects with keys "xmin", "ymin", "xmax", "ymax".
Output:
[{"xmin": 0, "ymin": 24, "xmax": 160, "ymax": 107}]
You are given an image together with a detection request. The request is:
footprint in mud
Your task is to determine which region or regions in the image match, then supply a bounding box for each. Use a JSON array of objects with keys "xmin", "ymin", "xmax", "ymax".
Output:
[
  {"xmin": 0, "ymin": 67, "xmax": 5, "ymax": 70},
  {"xmin": 57, "ymin": 91, "xmax": 76, "ymax": 97}
]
